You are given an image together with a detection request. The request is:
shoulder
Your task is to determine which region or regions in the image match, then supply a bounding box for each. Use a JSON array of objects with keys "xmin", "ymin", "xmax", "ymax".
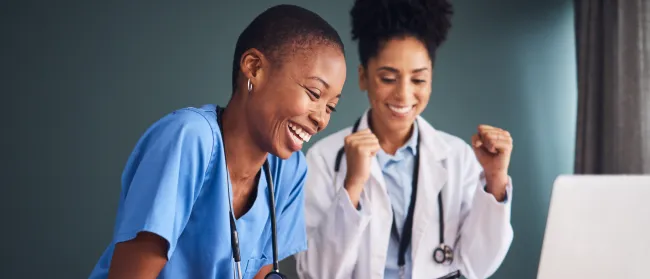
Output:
[
  {"xmin": 131, "ymin": 105, "xmax": 219, "ymax": 164},
  {"xmin": 148, "ymin": 104, "xmax": 217, "ymax": 141},
  {"xmin": 435, "ymin": 130, "xmax": 472, "ymax": 152},
  {"xmin": 161, "ymin": 105, "xmax": 217, "ymax": 136},
  {"xmin": 417, "ymin": 117, "xmax": 475, "ymax": 162}
]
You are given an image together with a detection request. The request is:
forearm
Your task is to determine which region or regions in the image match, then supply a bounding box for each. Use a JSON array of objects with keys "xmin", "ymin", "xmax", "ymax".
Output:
[
  {"xmin": 343, "ymin": 179, "xmax": 364, "ymax": 208},
  {"xmin": 108, "ymin": 232, "xmax": 168, "ymax": 279},
  {"xmin": 485, "ymin": 172, "xmax": 509, "ymax": 202}
]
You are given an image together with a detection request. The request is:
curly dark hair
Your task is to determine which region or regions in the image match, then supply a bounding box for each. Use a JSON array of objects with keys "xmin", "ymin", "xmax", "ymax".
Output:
[
  {"xmin": 350, "ymin": 0, "xmax": 453, "ymax": 67},
  {"xmin": 232, "ymin": 4, "xmax": 345, "ymax": 91}
]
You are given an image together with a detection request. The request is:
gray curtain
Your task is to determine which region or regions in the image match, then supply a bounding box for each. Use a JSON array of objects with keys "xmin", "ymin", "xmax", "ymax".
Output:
[{"xmin": 574, "ymin": 0, "xmax": 650, "ymax": 174}]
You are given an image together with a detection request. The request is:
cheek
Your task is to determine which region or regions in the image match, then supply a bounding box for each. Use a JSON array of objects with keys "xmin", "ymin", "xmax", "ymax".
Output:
[
  {"xmin": 416, "ymin": 88, "xmax": 429, "ymax": 98},
  {"xmin": 265, "ymin": 84, "xmax": 310, "ymax": 116},
  {"xmin": 268, "ymin": 93, "xmax": 312, "ymax": 130},
  {"xmin": 368, "ymin": 82, "xmax": 394, "ymax": 103},
  {"xmin": 415, "ymin": 89, "xmax": 431, "ymax": 107},
  {"xmin": 286, "ymin": 93, "xmax": 311, "ymax": 115}
]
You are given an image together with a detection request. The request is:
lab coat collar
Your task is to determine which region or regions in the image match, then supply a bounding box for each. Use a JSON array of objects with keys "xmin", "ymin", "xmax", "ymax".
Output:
[{"xmin": 356, "ymin": 108, "xmax": 451, "ymax": 162}]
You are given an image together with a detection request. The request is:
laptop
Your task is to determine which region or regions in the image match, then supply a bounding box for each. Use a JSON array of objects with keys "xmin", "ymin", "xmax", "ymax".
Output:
[{"xmin": 537, "ymin": 175, "xmax": 650, "ymax": 279}]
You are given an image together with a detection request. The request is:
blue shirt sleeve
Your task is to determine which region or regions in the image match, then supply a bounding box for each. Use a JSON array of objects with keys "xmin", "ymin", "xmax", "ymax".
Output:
[
  {"xmin": 115, "ymin": 108, "xmax": 214, "ymax": 259},
  {"xmin": 275, "ymin": 152, "xmax": 308, "ymax": 261}
]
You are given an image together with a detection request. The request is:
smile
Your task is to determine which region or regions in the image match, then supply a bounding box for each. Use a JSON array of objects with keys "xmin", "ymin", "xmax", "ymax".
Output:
[
  {"xmin": 387, "ymin": 104, "xmax": 415, "ymax": 115},
  {"xmin": 288, "ymin": 122, "xmax": 312, "ymax": 143}
]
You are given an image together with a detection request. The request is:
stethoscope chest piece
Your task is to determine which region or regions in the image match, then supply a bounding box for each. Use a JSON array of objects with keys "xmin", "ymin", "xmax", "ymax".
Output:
[{"xmin": 433, "ymin": 243, "xmax": 454, "ymax": 265}]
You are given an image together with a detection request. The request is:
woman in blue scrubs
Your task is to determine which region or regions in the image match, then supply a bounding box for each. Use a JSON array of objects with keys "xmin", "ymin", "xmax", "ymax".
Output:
[{"xmin": 88, "ymin": 4, "xmax": 347, "ymax": 279}]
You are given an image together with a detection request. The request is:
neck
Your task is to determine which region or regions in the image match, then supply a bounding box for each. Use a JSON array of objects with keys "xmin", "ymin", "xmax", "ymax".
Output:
[
  {"xmin": 369, "ymin": 110, "xmax": 414, "ymax": 155},
  {"xmin": 222, "ymin": 95, "xmax": 268, "ymax": 183}
]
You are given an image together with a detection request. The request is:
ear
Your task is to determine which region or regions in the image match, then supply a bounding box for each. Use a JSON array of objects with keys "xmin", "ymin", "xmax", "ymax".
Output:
[
  {"xmin": 358, "ymin": 65, "xmax": 368, "ymax": 92},
  {"xmin": 239, "ymin": 48, "xmax": 267, "ymax": 88}
]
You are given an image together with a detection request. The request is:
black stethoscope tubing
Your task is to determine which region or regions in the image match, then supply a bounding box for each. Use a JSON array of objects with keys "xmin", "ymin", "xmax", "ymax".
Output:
[
  {"xmin": 333, "ymin": 112, "xmax": 454, "ymax": 268},
  {"xmin": 217, "ymin": 107, "xmax": 286, "ymax": 279}
]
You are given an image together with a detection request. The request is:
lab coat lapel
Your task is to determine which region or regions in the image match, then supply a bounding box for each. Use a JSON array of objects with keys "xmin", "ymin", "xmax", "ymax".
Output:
[
  {"xmin": 369, "ymin": 157, "xmax": 387, "ymax": 191},
  {"xmin": 411, "ymin": 117, "xmax": 450, "ymax": 260}
]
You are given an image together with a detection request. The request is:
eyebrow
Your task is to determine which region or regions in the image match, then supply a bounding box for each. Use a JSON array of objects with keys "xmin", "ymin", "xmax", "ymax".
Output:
[
  {"xmin": 376, "ymin": 66, "xmax": 430, "ymax": 73},
  {"xmin": 307, "ymin": 76, "xmax": 330, "ymax": 89}
]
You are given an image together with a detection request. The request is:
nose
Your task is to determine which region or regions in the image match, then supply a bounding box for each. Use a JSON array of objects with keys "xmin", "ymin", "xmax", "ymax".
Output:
[
  {"xmin": 394, "ymin": 79, "xmax": 413, "ymax": 101},
  {"xmin": 308, "ymin": 109, "xmax": 327, "ymax": 132}
]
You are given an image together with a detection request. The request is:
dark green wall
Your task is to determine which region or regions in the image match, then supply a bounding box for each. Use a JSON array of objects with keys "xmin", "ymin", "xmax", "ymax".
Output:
[{"xmin": 1, "ymin": 0, "xmax": 576, "ymax": 278}]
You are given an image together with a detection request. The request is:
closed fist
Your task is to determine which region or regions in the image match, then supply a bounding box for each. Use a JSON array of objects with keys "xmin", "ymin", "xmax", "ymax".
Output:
[
  {"xmin": 343, "ymin": 129, "xmax": 381, "ymax": 206},
  {"xmin": 471, "ymin": 125, "xmax": 513, "ymax": 195}
]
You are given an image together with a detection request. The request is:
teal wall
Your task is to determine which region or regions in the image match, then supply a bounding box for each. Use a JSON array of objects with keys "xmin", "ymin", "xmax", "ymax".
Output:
[
  {"xmin": 427, "ymin": 1, "xmax": 578, "ymax": 278},
  {"xmin": 1, "ymin": 0, "xmax": 576, "ymax": 278}
]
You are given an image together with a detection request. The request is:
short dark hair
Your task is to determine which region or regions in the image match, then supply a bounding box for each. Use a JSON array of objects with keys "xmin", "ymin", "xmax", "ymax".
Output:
[
  {"xmin": 350, "ymin": 0, "xmax": 453, "ymax": 67},
  {"xmin": 231, "ymin": 4, "xmax": 345, "ymax": 91}
]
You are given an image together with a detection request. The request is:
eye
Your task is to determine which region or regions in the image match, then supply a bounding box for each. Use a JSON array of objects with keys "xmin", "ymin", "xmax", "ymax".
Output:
[
  {"xmin": 327, "ymin": 105, "xmax": 337, "ymax": 113},
  {"xmin": 305, "ymin": 88, "xmax": 321, "ymax": 100},
  {"xmin": 380, "ymin": 77, "xmax": 396, "ymax": 84},
  {"xmin": 413, "ymin": 79, "xmax": 427, "ymax": 84}
]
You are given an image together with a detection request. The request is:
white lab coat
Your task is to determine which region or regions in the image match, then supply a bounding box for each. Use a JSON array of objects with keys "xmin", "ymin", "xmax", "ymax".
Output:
[{"xmin": 295, "ymin": 110, "xmax": 514, "ymax": 279}]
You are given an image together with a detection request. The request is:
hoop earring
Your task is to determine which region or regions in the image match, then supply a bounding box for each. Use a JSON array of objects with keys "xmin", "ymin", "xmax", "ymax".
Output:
[{"xmin": 247, "ymin": 79, "xmax": 253, "ymax": 93}]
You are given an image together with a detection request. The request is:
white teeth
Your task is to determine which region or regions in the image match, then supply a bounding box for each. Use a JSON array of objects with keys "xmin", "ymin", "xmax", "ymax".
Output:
[
  {"xmin": 388, "ymin": 105, "xmax": 414, "ymax": 114},
  {"xmin": 288, "ymin": 123, "xmax": 311, "ymax": 143}
]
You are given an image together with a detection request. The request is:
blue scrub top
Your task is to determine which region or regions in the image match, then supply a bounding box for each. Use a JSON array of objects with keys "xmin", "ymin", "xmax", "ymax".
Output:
[{"xmin": 89, "ymin": 104, "xmax": 307, "ymax": 279}]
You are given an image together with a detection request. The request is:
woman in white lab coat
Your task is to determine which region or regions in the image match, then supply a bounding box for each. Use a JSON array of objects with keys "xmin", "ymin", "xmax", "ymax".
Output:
[{"xmin": 294, "ymin": 0, "xmax": 514, "ymax": 279}]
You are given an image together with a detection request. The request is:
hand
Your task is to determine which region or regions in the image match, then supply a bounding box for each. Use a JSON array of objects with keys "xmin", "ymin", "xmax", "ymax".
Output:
[
  {"xmin": 471, "ymin": 125, "xmax": 513, "ymax": 200},
  {"xmin": 343, "ymin": 129, "xmax": 381, "ymax": 207}
]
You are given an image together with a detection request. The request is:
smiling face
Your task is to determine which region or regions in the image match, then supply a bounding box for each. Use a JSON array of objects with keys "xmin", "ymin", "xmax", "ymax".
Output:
[
  {"xmin": 243, "ymin": 44, "xmax": 347, "ymax": 159},
  {"xmin": 359, "ymin": 36, "xmax": 432, "ymax": 134}
]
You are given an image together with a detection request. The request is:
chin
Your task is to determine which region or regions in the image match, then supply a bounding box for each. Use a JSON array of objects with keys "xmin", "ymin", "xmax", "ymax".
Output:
[
  {"xmin": 272, "ymin": 146, "xmax": 294, "ymax": 160},
  {"xmin": 388, "ymin": 120, "xmax": 415, "ymax": 131},
  {"xmin": 266, "ymin": 119, "xmax": 313, "ymax": 159},
  {"xmin": 381, "ymin": 112, "xmax": 415, "ymax": 126}
]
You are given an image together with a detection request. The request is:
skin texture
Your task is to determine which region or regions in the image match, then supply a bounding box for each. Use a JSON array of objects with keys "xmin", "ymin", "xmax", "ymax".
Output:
[
  {"xmin": 253, "ymin": 265, "xmax": 273, "ymax": 279},
  {"xmin": 344, "ymin": 36, "xmax": 512, "ymax": 208},
  {"xmin": 107, "ymin": 44, "xmax": 347, "ymax": 279},
  {"xmin": 107, "ymin": 232, "xmax": 168, "ymax": 279}
]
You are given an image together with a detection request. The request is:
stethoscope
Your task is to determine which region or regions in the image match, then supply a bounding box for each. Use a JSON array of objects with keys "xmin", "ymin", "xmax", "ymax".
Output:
[
  {"xmin": 217, "ymin": 107, "xmax": 286, "ymax": 279},
  {"xmin": 333, "ymin": 112, "xmax": 455, "ymax": 274}
]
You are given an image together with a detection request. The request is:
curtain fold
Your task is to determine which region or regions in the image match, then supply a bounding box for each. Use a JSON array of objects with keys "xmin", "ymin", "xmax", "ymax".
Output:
[{"xmin": 574, "ymin": 0, "xmax": 650, "ymax": 174}]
